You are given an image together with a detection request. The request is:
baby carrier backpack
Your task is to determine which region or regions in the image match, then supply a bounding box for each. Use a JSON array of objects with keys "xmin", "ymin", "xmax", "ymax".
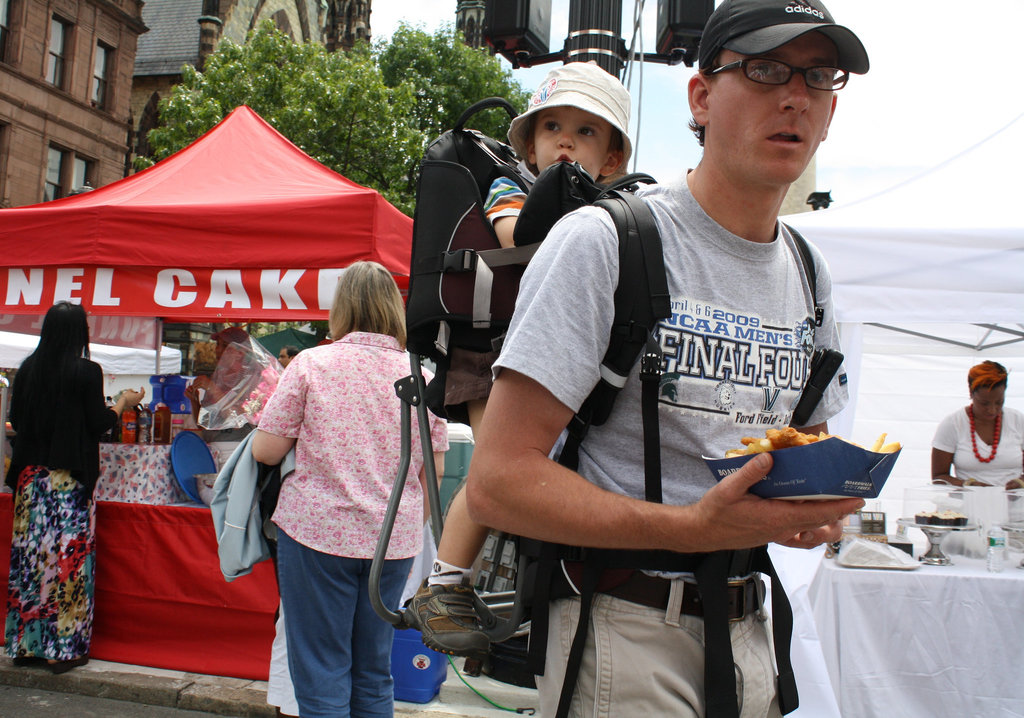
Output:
[
  {"xmin": 404, "ymin": 96, "xmax": 658, "ymax": 424},
  {"xmin": 404, "ymin": 98, "xmax": 528, "ymax": 424}
]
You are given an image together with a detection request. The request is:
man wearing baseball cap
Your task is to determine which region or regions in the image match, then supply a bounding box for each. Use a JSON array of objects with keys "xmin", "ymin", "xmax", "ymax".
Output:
[{"xmin": 467, "ymin": 1, "xmax": 868, "ymax": 717}]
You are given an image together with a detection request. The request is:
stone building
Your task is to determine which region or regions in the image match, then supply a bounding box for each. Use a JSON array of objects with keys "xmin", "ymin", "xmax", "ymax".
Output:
[
  {"xmin": 131, "ymin": 0, "xmax": 370, "ymax": 161},
  {"xmin": 455, "ymin": 0, "xmax": 484, "ymax": 48},
  {"xmin": 0, "ymin": 0, "xmax": 146, "ymax": 207}
]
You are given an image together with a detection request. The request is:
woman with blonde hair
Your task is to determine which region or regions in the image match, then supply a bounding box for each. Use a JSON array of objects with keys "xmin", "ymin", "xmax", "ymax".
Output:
[{"xmin": 252, "ymin": 261, "xmax": 447, "ymax": 717}]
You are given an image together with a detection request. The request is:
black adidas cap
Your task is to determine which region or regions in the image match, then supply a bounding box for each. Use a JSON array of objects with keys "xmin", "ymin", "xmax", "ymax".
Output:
[{"xmin": 698, "ymin": 0, "xmax": 869, "ymax": 74}]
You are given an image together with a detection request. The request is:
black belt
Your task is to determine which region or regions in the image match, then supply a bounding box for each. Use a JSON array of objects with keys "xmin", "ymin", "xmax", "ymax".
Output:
[{"xmin": 552, "ymin": 565, "xmax": 762, "ymax": 621}]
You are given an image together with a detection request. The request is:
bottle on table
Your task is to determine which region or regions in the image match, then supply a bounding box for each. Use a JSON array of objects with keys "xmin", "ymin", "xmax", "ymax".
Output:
[
  {"xmin": 152, "ymin": 403, "xmax": 172, "ymax": 444},
  {"xmin": 137, "ymin": 406, "xmax": 152, "ymax": 444},
  {"xmin": 121, "ymin": 404, "xmax": 138, "ymax": 443},
  {"xmin": 987, "ymin": 524, "xmax": 1007, "ymax": 572},
  {"xmin": 170, "ymin": 415, "xmax": 186, "ymax": 439},
  {"xmin": 101, "ymin": 397, "xmax": 116, "ymax": 442}
]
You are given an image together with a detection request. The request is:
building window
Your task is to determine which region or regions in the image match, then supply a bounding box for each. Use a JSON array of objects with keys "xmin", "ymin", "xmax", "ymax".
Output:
[
  {"xmin": 71, "ymin": 155, "xmax": 92, "ymax": 192},
  {"xmin": 46, "ymin": 16, "xmax": 69, "ymax": 88},
  {"xmin": 0, "ymin": 0, "xmax": 11, "ymax": 63},
  {"xmin": 91, "ymin": 42, "xmax": 111, "ymax": 108},
  {"xmin": 44, "ymin": 146, "xmax": 66, "ymax": 201},
  {"xmin": 0, "ymin": 123, "xmax": 8, "ymax": 201},
  {"xmin": 44, "ymin": 148, "xmax": 93, "ymax": 200}
]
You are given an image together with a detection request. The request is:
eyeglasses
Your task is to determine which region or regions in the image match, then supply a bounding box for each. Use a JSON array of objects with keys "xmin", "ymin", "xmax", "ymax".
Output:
[{"xmin": 707, "ymin": 58, "xmax": 849, "ymax": 91}]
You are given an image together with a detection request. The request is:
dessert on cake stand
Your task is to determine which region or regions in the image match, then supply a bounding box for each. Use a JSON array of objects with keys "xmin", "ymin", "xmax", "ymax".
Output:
[{"xmin": 897, "ymin": 518, "xmax": 978, "ymax": 566}]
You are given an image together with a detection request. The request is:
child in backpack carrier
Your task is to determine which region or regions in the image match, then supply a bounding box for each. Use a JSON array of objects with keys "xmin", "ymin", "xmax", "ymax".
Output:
[{"xmin": 404, "ymin": 61, "xmax": 633, "ymax": 658}]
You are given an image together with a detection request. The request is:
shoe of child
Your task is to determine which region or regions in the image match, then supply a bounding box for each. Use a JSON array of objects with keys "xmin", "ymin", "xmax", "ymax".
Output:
[{"xmin": 403, "ymin": 579, "xmax": 490, "ymax": 659}]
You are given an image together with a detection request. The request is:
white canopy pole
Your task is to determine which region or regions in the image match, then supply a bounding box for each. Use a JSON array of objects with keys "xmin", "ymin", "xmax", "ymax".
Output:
[{"xmin": 154, "ymin": 318, "xmax": 163, "ymax": 375}]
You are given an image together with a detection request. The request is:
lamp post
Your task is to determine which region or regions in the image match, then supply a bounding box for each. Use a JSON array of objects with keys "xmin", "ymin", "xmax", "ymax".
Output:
[
  {"xmin": 566, "ymin": 0, "xmax": 625, "ymax": 76},
  {"xmin": 484, "ymin": 0, "xmax": 711, "ymax": 77}
]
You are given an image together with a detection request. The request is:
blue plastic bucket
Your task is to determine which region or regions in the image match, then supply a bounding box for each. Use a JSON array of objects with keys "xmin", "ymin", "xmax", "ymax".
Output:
[{"xmin": 391, "ymin": 629, "xmax": 447, "ymax": 703}]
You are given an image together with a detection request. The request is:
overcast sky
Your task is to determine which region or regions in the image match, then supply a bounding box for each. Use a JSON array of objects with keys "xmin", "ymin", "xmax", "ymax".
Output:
[{"xmin": 370, "ymin": 0, "xmax": 1024, "ymax": 207}]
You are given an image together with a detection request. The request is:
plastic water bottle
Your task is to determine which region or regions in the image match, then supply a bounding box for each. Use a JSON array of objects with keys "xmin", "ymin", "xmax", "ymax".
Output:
[
  {"xmin": 987, "ymin": 524, "xmax": 1007, "ymax": 572},
  {"xmin": 137, "ymin": 406, "xmax": 152, "ymax": 444}
]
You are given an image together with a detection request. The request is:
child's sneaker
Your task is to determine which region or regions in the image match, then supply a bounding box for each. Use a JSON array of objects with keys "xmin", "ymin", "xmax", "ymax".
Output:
[{"xmin": 402, "ymin": 580, "xmax": 490, "ymax": 659}]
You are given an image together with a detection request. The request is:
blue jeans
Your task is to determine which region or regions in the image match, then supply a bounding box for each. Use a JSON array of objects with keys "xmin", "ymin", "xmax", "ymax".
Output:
[{"xmin": 276, "ymin": 529, "xmax": 414, "ymax": 718}]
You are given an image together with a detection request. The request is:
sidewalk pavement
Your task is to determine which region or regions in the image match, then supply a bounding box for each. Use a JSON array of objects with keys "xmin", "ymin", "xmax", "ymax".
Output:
[{"xmin": 0, "ymin": 655, "xmax": 538, "ymax": 718}]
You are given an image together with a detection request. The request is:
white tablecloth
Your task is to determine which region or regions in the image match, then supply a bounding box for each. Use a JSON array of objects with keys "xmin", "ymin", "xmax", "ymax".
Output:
[
  {"xmin": 768, "ymin": 545, "xmax": 842, "ymax": 718},
  {"xmin": 808, "ymin": 554, "xmax": 1024, "ymax": 718}
]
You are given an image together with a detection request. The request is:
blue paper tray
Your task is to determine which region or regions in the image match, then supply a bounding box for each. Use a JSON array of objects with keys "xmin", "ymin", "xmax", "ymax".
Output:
[{"xmin": 705, "ymin": 437, "xmax": 901, "ymax": 500}]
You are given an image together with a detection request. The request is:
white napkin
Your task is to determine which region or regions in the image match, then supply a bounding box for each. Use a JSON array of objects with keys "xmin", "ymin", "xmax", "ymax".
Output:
[{"xmin": 837, "ymin": 537, "xmax": 918, "ymax": 568}]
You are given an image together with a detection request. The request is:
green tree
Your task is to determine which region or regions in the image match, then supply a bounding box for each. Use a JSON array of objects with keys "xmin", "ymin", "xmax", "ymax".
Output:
[
  {"xmin": 375, "ymin": 23, "xmax": 530, "ymax": 143},
  {"xmin": 142, "ymin": 23, "xmax": 424, "ymax": 213},
  {"xmin": 139, "ymin": 21, "xmax": 529, "ymax": 215}
]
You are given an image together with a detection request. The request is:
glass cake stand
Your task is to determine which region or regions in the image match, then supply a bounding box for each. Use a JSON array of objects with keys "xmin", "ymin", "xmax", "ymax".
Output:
[
  {"xmin": 897, "ymin": 518, "xmax": 979, "ymax": 566},
  {"xmin": 1000, "ymin": 523, "xmax": 1024, "ymax": 569}
]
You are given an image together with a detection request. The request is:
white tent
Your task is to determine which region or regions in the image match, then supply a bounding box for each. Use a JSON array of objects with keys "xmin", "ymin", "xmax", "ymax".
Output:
[
  {"xmin": 784, "ymin": 110, "xmax": 1024, "ymax": 326},
  {"xmin": 783, "ymin": 111, "xmax": 1024, "ymax": 525},
  {"xmin": 0, "ymin": 330, "xmax": 182, "ymax": 375}
]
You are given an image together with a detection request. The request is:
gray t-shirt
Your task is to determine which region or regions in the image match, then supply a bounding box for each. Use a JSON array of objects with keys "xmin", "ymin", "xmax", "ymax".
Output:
[{"xmin": 494, "ymin": 180, "xmax": 848, "ymax": 506}]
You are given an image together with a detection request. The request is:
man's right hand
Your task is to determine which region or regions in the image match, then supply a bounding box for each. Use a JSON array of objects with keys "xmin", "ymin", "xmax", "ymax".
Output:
[{"xmin": 689, "ymin": 452, "xmax": 863, "ymax": 551}]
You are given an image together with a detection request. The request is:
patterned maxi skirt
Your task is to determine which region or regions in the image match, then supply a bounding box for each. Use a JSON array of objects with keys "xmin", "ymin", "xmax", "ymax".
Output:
[{"xmin": 5, "ymin": 465, "xmax": 96, "ymax": 661}]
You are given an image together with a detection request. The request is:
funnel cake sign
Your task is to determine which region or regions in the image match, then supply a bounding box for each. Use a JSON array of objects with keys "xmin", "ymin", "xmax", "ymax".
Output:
[{"xmin": 1, "ymin": 266, "xmax": 350, "ymax": 320}]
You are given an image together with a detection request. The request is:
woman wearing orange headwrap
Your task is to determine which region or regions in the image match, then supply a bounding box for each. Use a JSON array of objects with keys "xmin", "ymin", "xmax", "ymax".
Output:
[{"xmin": 932, "ymin": 361, "xmax": 1024, "ymax": 489}]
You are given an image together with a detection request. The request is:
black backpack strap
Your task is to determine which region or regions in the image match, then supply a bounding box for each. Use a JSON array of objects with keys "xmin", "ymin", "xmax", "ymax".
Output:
[
  {"xmin": 693, "ymin": 551, "xmax": 739, "ymax": 718},
  {"xmin": 751, "ymin": 547, "xmax": 800, "ymax": 714},
  {"xmin": 560, "ymin": 192, "xmax": 669, "ymax": 505},
  {"xmin": 547, "ymin": 193, "xmax": 669, "ymax": 718},
  {"xmin": 687, "ymin": 546, "xmax": 799, "ymax": 718},
  {"xmin": 554, "ymin": 559, "xmax": 602, "ymax": 718},
  {"xmin": 782, "ymin": 223, "xmax": 822, "ymax": 327}
]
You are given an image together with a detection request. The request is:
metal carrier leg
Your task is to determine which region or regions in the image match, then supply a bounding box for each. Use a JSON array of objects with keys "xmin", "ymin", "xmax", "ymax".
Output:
[{"xmin": 369, "ymin": 353, "xmax": 531, "ymax": 644}]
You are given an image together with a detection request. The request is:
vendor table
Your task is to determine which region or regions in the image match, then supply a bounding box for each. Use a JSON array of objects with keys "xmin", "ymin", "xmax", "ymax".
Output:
[
  {"xmin": 0, "ymin": 494, "xmax": 278, "ymax": 680},
  {"xmin": 95, "ymin": 443, "xmax": 191, "ymax": 505},
  {"xmin": 808, "ymin": 554, "xmax": 1024, "ymax": 718}
]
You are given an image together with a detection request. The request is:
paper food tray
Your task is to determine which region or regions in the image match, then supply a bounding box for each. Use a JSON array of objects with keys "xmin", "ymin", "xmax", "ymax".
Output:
[{"xmin": 704, "ymin": 437, "xmax": 900, "ymax": 500}]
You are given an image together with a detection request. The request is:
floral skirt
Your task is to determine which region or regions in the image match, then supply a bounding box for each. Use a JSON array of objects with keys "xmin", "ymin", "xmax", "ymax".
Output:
[{"xmin": 5, "ymin": 465, "xmax": 96, "ymax": 661}]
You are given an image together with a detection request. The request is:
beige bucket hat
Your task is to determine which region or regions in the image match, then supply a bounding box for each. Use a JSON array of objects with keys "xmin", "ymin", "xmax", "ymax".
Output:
[{"xmin": 507, "ymin": 61, "xmax": 632, "ymax": 167}]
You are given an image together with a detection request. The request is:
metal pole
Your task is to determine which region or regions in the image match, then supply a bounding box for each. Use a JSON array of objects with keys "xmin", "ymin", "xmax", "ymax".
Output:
[
  {"xmin": 565, "ymin": 0, "xmax": 624, "ymax": 77},
  {"xmin": 154, "ymin": 318, "xmax": 162, "ymax": 375}
]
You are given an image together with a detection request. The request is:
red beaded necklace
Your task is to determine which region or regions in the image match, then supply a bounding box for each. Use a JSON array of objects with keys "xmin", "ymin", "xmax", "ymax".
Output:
[{"xmin": 968, "ymin": 406, "xmax": 1001, "ymax": 463}]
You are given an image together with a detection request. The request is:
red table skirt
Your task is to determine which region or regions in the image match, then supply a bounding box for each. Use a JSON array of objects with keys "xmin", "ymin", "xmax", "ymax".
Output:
[{"xmin": 0, "ymin": 493, "xmax": 278, "ymax": 680}]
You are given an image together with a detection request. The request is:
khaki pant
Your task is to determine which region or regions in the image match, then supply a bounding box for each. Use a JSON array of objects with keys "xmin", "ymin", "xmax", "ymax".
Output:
[{"xmin": 536, "ymin": 590, "xmax": 783, "ymax": 718}]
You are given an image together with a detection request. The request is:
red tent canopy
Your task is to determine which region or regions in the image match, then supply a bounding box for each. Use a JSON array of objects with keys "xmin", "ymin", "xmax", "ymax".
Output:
[{"xmin": 0, "ymin": 106, "xmax": 412, "ymax": 323}]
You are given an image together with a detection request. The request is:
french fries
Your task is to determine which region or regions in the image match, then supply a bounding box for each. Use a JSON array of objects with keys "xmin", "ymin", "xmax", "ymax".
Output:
[
  {"xmin": 866, "ymin": 432, "xmax": 902, "ymax": 453},
  {"xmin": 724, "ymin": 428, "xmax": 900, "ymax": 458}
]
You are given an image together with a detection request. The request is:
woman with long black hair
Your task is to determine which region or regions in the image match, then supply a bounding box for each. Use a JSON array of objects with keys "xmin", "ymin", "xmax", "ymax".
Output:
[{"xmin": 4, "ymin": 302, "xmax": 144, "ymax": 673}]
